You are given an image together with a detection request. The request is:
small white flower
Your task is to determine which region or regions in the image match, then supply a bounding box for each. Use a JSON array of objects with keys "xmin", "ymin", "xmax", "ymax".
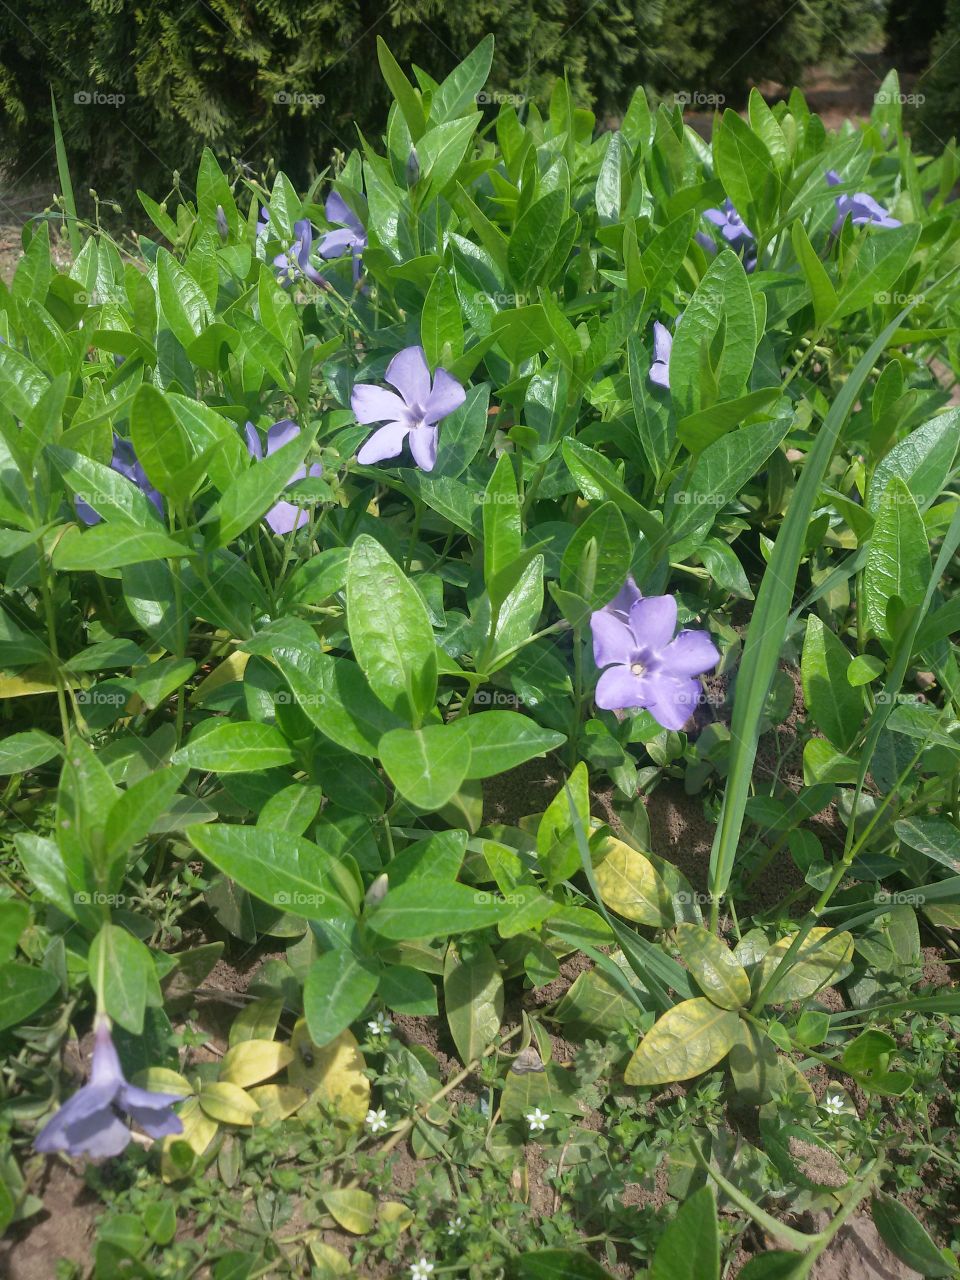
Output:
[
  {"xmin": 447, "ymin": 1216, "xmax": 465, "ymax": 1235},
  {"xmin": 525, "ymin": 1107, "xmax": 550, "ymax": 1132},
  {"xmin": 410, "ymin": 1259, "xmax": 434, "ymax": 1280},
  {"xmin": 365, "ymin": 1107, "xmax": 389, "ymax": 1133},
  {"xmin": 821, "ymin": 1093, "xmax": 845, "ymax": 1115},
  {"xmin": 367, "ymin": 1011, "xmax": 393, "ymax": 1036}
]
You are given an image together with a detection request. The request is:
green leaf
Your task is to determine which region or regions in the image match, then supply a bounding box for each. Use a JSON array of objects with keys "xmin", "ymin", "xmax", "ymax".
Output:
[
  {"xmin": 713, "ymin": 109, "xmax": 780, "ymax": 231},
  {"xmin": 669, "ymin": 249, "xmax": 757, "ymax": 417},
  {"xmin": 560, "ymin": 502, "xmax": 631, "ymax": 608},
  {"xmin": 421, "ymin": 268, "xmax": 464, "ymax": 368},
  {"xmin": 304, "ymin": 951, "xmax": 379, "ymax": 1047},
  {"xmin": 443, "ymin": 942, "xmax": 503, "ymax": 1065},
  {"xmin": 674, "ymin": 924, "xmax": 750, "ymax": 1009},
  {"xmin": 835, "ymin": 224, "xmax": 921, "ymax": 320},
  {"xmin": 347, "ymin": 535, "xmax": 437, "ymax": 723},
  {"xmin": 537, "ymin": 763, "xmax": 590, "ymax": 887},
  {"xmin": 376, "ymin": 37, "xmax": 426, "ymax": 141},
  {"xmin": 791, "ymin": 221, "xmax": 838, "ymax": 328},
  {"xmin": 508, "ymin": 189, "xmax": 565, "ymax": 290},
  {"xmin": 379, "ymin": 725, "xmax": 469, "ymax": 811},
  {"xmin": 52, "ymin": 523, "xmax": 188, "ymax": 571},
  {"xmin": 0, "ymin": 963, "xmax": 59, "ymax": 1032},
  {"xmin": 48, "ymin": 445, "xmax": 165, "ymax": 528},
  {"xmin": 677, "ymin": 387, "xmax": 781, "ymax": 454},
  {"xmin": 103, "ymin": 765, "xmax": 188, "ymax": 862},
  {"xmin": 666, "ymin": 419, "xmax": 789, "ymax": 548},
  {"xmin": 482, "ymin": 453, "xmax": 522, "ymax": 609},
  {"xmin": 130, "ymin": 384, "xmax": 194, "ymax": 503},
  {"xmin": 650, "ymin": 1185, "xmax": 720, "ymax": 1280},
  {"xmin": 366, "ymin": 878, "xmax": 511, "ymax": 941},
  {"xmin": 870, "ymin": 1192, "xmax": 957, "ymax": 1277},
  {"xmin": 156, "ymin": 247, "xmax": 213, "ymax": 348},
  {"xmin": 800, "ymin": 616, "xmax": 863, "ymax": 751},
  {"xmin": 431, "ymin": 35, "xmax": 495, "ymax": 124},
  {"xmin": 514, "ymin": 1250, "xmax": 615, "ymax": 1279},
  {"xmin": 624, "ymin": 998, "xmax": 740, "ymax": 1085},
  {"xmin": 894, "ymin": 817, "xmax": 960, "ymax": 874},
  {"xmin": 866, "ymin": 408, "xmax": 959, "ymax": 514},
  {"xmin": 204, "ymin": 429, "xmax": 312, "ymax": 547},
  {"xmin": 0, "ymin": 730, "xmax": 62, "ymax": 774},
  {"xmin": 173, "ymin": 722, "xmax": 294, "ymax": 774},
  {"xmin": 89, "ymin": 923, "xmax": 155, "ymax": 1034},
  {"xmin": 455, "ymin": 712, "xmax": 565, "ymax": 779},
  {"xmin": 188, "ymin": 825, "xmax": 351, "ymax": 923},
  {"xmin": 863, "ymin": 476, "xmax": 930, "ymax": 639}
]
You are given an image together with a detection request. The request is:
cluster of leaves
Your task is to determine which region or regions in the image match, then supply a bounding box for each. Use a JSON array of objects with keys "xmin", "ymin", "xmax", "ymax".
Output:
[{"xmin": 1, "ymin": 32, "xmax": 959, "ymax": 1277}]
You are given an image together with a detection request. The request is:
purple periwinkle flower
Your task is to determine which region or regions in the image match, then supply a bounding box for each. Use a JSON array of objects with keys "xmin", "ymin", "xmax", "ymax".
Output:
[
  {"xmin": 702, "ymin": 200, "xmax": 757, "ymax": 271},
  {"xmin": 590, "ymin": 584, "xmax": 720, "ymax": 732},
  {"xmin": 272, "ymin": 218, "xmax": 325, "ymax": 287},
  {"xmin": 352, "ymin": 345, "xmax": 466, "ymax": 473},
  {"xmin": 318, "ymin": 192, "xmax": 367, "ymax": 284},
  {"xmin": 650, "ymin": 321, "xmax": 672, "ymax": 390},
  {"xmin": 244, "ymin": 419, "xmax": 324, "ymax": 535},
  {"xmin": 34, "ymin": 1014, "xmax": 182, "ymax": 1159},
  {"xmin": 75, "ymin": 435, "xmax": 163, "ymax": 526},
  {"xmin": 825, "ymin": 170, "xmax": 901, "ymax": 235},
  {"xmin": 216, "ymin": 204, "xmax": 229, "ymax": 242}
]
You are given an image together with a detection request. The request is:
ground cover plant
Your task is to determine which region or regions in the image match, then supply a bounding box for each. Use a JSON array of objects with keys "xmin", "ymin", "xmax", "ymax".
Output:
[{"xmin": 1, "ymin": 34, "xmax": 959, "ymax": 1279}]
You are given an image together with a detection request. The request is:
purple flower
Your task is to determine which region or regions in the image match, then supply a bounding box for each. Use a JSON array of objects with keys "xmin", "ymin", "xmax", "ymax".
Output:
[
  {"xmin": 244, "ymin": 419, "xmax": 324, "ymax": 535},
  {"xmin": 352, "ymin": 345, "xmax": 466, "ymax": 473},
  {"xmin": 590, "ymin": 586, "xmax": 719, "ymax": 732},
  {"xmin": 35, "ymin": 1014, "xmax": 182, "ymax": 1159},
  {"xmin": 318, "ymin": 192, "xmax": 367, "ymax": 284},
  {"xmin": 272, "ymin": 219, "xmax": 325, "ymax": 287},
  {"xmin": 75, "ymin": 435, "xmax": 164, "ymax": 526},
  {"xmin": 650, "ymin": 321, "xmax": 672, "ymax": 390},
  {"xmin": 825, "ymin": 170, "xmax": 901, "ymax": 234},
  {"xmin": 702, "ymin": 200, "xmax": 757, "ymax": 271}
]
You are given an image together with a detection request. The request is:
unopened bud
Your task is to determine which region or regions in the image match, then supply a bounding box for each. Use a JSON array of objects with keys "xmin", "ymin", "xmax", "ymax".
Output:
[
  {"xmin": 216, "ymin": 204, "xmax": 229, "ymax": 241},
  {"xmin": 405, "ymin": 147, "xmax": 420, "ymax": 188},
  {"xmin": 365, "ymin": 873, "xmax": 389, "ymax": 907}
]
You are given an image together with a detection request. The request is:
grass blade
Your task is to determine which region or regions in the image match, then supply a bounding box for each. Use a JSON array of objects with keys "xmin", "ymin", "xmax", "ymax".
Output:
[{"xmin": 51, "ymin": 90, "xmax": 82, "ymax": 258}]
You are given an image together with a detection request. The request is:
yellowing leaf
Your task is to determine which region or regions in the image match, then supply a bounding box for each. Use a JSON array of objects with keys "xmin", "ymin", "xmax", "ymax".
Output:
[
  {"xmin": 309, "ymin": 1241, "xmax": 352, "ymax": 1277},
  {"xmin": 190, "ymin": 649, "xmax": 249, "ymax": 704},
  {"xmin": 323, "ymin": 1187, "xmax": 376, "ymax": 1235},
  {"xmin": 378, "ymin": 1201, "xmax": 413, "ymax": 1231},
  {"xmin": 675, "ymin": 923, "xmax": 751, "ymax": 1009},
  {"xmin": 288, "ymin": 1020, "xmax": 370, "ymax": 1126},
  {"xmin": 624, "ymin": 998, "xmax": 740, "ymax": 1086},
  {"xmin": 228, "ymin": 996, "xmax": 284, "ymax": 1046},
  {"xmin": 246, "ymin": 1084, "xmax": 307, "ymax": 1123},
  {"xmin": 161, "ymin": 1096, "xmax": 217, "ymax": 1181},
  {"xmin": 131, "ymin": 1067, "xmax": 193, "ymax": 1097},
  {"xmin": 198, "ymin": 1081, "xmax": 260, "ymax": 1126},
  {"xmin": 758, "ymin": 927, "xmax": 854, "ymax": 1004},
  {"xmin": 219, "ymin": 1039, "xmax": 294, "ymax": 1088},
  {"xmin": 592, "ymin": 835, "xmax": 673, "ymax": 927}
]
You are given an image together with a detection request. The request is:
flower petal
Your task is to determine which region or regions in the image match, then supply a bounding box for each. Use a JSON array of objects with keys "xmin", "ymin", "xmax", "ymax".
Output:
[
  {"xmin": 244, "ymin": 421, "xmax": 263, "ymax": 460},
  {"xmin": 628, "ymin": 595, "xmax": 677, "ymax": 653},
  {"xmin": 351, "ymin": 384, "xmax": 408, "ymax": 425},
  {"xmin": 660, "ymin": 629, "xmax": 720, "ymax": 678},
  {"xmin": 604, "ymin": 576, "xmax": 642, "ymax": 621},
  {"xmin": 318, "ymin": 227, "xmax": 356, "ymax": 259},
  {"xmin": 407, "ymin": 424, "xmax": 439, "ymax": 472},
  {"xmin": 325, "ymin": 191, "xmax": 352, "ymax": 227},
  {"xmin": 649, "ymin": 360, "xmax": 670, "ymax": 390},
  {"xmin": 385, "ymin": 345, "xmax": 431, "ymax": 407},
  {"xmin": 703, "ymin": 207, "xmax": 728, "ymax": 228},
  {"xmin": 590, "ymin": 610, "xmax": 635, "ymax": 670},
  {"xmin": 124, "ymin": 1101, "xmax": 183, "ymax": 1140},
  {"xmin": 62, "ymin": 1107, "xmax": 132, "ymax": 1158},
  {"xmin": 595, "ymin": 664, "xmax": 648, "ymax": 711},
  {"xmin": 652, "ymin": 321, "xmax": 672, "ymax": 365},
  {"xmin": 644, "ymin": 673, "xmax": 702, "ymax": 731},
  {"xmin": 356, "ymin": 421, "xmax": 410, "ymax": 465},
  {"xmin": 265, "ymin": 500, "xmax": 309, "ymax": 536},
  {"xmin": 423, "ymin": 367, "xmax": 466, "ymax": 423},
  {"xmin": 265, "ymin": 419, "xmax": 301, "ymax": 455}
]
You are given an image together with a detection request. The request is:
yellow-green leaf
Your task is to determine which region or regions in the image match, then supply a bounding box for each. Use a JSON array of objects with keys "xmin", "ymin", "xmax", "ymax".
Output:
[
  {"xmin": 219, "ymin": 1039, "xmax": 294, "ymax": 1088},
  {"xmin": 288, "ymin": 1021, "xmax": 370, "ymax": 1127},
  {"xmin": 675, "ymin": 923, "xmax": 751, "ymax": 1009},
  {"xmin": 323, "ymin": 1187, "xmax": 376, "ymax": 1235},
  {"xmin": 132, "ymin": 1067, "xmax": 193, "ymax": 1097},
  {"xmin": 161, "ymin": 1096, "xmax": 217, "ymax": 1181},
  {"xmin": 309, "ymin": 1241, "xmax": 352, "ymax": 1277},
  {"xmin": 197, "ymin": 1081, "xmax": 260, "ymax": 1126},
  {"xmin": 592, "ymin": 835, "xmax": 673, "ymax": 927},
  {"xmin": 378, "ymin": 1201, "xmax": 414, "ymax": 1231},
  {"xmin": 246, "ymin": 1084, "xmax": 307, "ymax": 1123},
  {"xmin": 624, "ymin": 998, "xmax": 740, "ymax": 1086},
  {"xmin": 758, "ymin": 927, "xmax": 854, "ymax": 1004}
]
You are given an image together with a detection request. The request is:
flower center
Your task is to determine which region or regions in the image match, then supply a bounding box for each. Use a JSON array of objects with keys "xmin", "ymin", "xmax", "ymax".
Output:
[{"xmin": 630, "ymin": 661, "xmax": 646, "ymax": 677}]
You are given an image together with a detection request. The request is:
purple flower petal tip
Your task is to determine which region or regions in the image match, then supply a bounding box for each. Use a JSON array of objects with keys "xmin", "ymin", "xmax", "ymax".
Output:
[{"xmin": 353, "ymin": 345, "xmax": 465, "ymax": 472}]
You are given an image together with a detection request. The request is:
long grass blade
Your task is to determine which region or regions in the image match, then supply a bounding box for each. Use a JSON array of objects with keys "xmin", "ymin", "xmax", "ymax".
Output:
[{"xmin": 51, "ymin": 90, "xmax": 82, "ymax": 258}]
